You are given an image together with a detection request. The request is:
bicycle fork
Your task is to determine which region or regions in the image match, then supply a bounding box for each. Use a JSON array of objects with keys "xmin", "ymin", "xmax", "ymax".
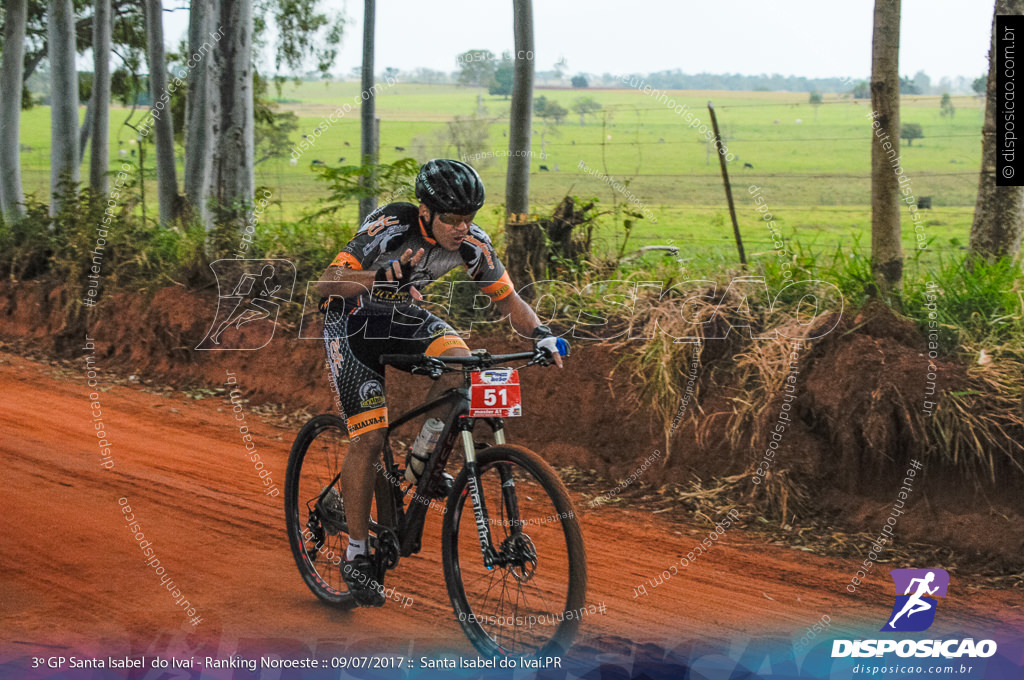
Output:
[{"xmin": 460, "ymin": 428, "xmax": 513, "ymax": 570}]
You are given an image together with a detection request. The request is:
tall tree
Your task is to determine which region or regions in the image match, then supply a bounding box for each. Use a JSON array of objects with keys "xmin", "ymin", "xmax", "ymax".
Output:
[
  {"xmin": 182, "ymin": 0, "xmax": 344, "ymax": 231},
  {"xmin": 90, "ymin": 0, "xmax": 111, "ymax": 194},
  {"xmin": 213, "ymin": 0, "xmax": 254, "ymax": 231},
  {"xmin": 48, "ymin": 0, "xmax": 79, "ymax": 214},
  {"xmin": 503, "ymin": 0, "xmax": 541, "ymax": 287},
  {"xmin": 358, "ymin": 0, "xmax": 376, "ymax": 223},
  {"xmin": 869, "ymin": 0, "xmax": 903, "ymax": 297},
  {"xmin": 0, "ymin": 0, "xmax": 27, "ymax": 220},
  {"xmin": 143, "ymin": 0, "xmax": 179, "ymax": 224},
  {"xmin": 185, "ymin": 0, "xmax": 218, "ymax": 229},
  {"xmin": 970, "ymin": 0, "xmax": 1024, "ymax": 262}
]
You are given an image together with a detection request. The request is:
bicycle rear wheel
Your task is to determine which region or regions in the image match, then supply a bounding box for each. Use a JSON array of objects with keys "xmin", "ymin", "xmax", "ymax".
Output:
[
  {"xmin": 284, "ymin": 414, "xmax": 393, "ymax": 608},
  {"xmin": 441, "ymin": 445, "xmax": 587, "ymax": 657}
]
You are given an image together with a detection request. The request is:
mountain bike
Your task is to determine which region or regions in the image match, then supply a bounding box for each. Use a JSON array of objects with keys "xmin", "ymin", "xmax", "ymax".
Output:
[{"xmin": 284, "ymin": 347, "xmax": 587, "ymax": 657}]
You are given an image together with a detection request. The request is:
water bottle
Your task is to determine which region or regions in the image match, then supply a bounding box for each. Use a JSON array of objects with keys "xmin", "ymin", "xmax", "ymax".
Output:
[{"xmin": 406, "ymin": 417, "xmax": 445, "ymax": 483}]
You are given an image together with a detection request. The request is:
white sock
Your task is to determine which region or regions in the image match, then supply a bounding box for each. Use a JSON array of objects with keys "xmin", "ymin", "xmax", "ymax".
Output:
[{"xmin": 346, "ymin": 538, "xmax": 367, "ymax": 560}]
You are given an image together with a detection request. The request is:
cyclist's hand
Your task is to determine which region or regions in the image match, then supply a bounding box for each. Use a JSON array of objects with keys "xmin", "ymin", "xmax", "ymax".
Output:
[
  {"xmin": 375, "ymin": 248, "xmax": 425, "ymax": 296},
  {"xmin": 536, "ymin": 331, "xmax": 569, "ymax": 368}
]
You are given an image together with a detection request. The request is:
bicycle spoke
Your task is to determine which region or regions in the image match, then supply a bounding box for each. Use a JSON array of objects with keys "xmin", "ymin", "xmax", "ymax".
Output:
[{"xmin": 450, "ymin": 452, "xmax": 579, "ymax": 656}]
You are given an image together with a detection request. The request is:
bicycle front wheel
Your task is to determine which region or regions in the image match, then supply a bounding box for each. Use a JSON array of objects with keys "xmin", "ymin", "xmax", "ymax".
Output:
[{"xmin": 441, "ymin": 445, "xmax": 587, "ymax": 657}]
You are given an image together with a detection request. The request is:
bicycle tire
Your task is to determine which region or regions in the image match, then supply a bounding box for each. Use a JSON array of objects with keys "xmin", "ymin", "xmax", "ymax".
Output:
[
  {"xmin": 285, "ymin": 413, "xmax": 395, "ymax": 608},
  {"xmin": 441, "ymin": 444, "xmax": 587, "ymax": 657}
]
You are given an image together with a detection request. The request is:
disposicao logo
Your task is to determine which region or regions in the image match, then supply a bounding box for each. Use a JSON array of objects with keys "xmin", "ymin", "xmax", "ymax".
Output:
[
  {"xmin": 832, "ymin": 568, "xmax": 997, "ymax": 659},
  {"xmin": 882, "ymin": 568, "xmax": 948, "ymax": 632}
]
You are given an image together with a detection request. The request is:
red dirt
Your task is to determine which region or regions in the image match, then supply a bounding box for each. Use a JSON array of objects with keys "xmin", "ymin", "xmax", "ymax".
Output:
[
  {"xmin": 2, "ymin": 351, "xmax": 1022, "ymax": 665},
  {"xmin": 1, "ymin": 280, "xmax": 1022, "ymax": 572}
]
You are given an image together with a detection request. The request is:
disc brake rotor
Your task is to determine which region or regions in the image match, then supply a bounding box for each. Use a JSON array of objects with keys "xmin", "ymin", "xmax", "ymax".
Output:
[{"xmin": 502, "ymin": 533, "xmax": 537, "ymax": 583}]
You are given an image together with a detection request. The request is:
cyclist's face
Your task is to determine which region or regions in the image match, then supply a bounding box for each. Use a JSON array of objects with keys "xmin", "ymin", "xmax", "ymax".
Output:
[{"xmin": 422, "ymin": 205, "xmax": 475, "ymax": 251}]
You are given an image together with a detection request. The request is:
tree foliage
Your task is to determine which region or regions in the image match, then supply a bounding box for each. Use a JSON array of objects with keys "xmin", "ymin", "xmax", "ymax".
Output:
[
  {"xmin": 310, "ymin": 157, "xmax": 419, "ymax": 220},
  {"xmin": 534, "ymin": 95, "xmax": 567, "ymax": 124},
  {"xmin": 489, "ymin": 52, "xmax": 513, "ymax": 97},
  {"xmin": 570, "ymin": 96, "xmax": 600, "ymax": 125},
  {"xmin": 900, "ymin": 122, "xmax": 923, "ymax": 146},
  {"xmin": 940, "ymin": 92, "xmax": 955, "ymax": 119},
  {"xmin": 456, "ymin": 49, "xmax": 496, "ymax": 87}
]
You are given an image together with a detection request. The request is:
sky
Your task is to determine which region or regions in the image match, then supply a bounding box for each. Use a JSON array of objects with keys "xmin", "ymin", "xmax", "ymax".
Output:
[{"xmin": 163, "ymin": 0, "xmax": 992, "ymax": 82}]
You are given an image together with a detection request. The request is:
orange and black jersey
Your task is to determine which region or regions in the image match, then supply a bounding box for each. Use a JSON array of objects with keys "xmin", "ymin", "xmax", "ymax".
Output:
[{"xmin": 322, "ymin": 202, "xmax": 514, "ymax": 308}]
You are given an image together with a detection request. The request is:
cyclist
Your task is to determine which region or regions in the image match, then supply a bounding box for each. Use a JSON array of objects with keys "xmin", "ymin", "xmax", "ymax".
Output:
[{"xmin": 317, "ymin": 159, "xmax": 567, "ymax": 607}]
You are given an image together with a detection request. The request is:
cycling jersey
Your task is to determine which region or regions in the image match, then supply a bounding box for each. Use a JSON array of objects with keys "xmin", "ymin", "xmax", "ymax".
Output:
[
  {"xmin": 320, "ymin": 202, "xmax": 514, "ymax": 438},
  {"xmin": 321, "ymin": 202, "xmax": 513, "ymax": 307}
]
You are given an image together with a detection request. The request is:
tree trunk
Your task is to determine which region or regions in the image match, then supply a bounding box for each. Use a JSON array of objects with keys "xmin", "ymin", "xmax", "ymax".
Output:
[
  {"xmin": 48, "ymin": 0, "xmax": 79, "ymax": 215},
  {"xmin": 358, "ymin": 0, "xmax": 376, "ymax": 223},
  {"xmin": 78, "ymin": 97, "xmax": 93, "ymax": 167},
  {"xmin": 144, "ymin": 0, "xmax": 179, "ymax": 225},
  {"xmin": 504, "ymin": 0, "xmax": 543, "ymax": 290},
  {"xmin": 185, "ymin": 0, "xmax": 218, "ymax": 229},
  {"xmin": 89, "ymin": 0, "xmax": 111, "ymax": 194},
  {"xmin": 970, "ymin": 0, "xmax": 1024, "ymax": 262},
  {"xmin": 869, "ymin": 0, "xmax": 903, "ymax": 298},
  {"xmin": 214, "ymin": 0, "xmax": 254, "ymax": 231},
  {"xmin": 0, "ymin": 0, "xmax": 27, "ymax": 220}
]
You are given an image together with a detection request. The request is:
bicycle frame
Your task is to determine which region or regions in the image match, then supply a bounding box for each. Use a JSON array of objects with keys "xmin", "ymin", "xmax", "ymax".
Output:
[
  {"xmin": 365, "ymin": 383, "xmax": 508, "ymax": 564},
  {"xmin": 310, "ymin": 350, "xmax": 543, "ymax": 574}
]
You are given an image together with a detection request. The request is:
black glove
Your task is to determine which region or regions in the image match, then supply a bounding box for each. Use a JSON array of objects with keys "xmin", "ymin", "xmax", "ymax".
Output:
[{"xmin": 374, "ymin": 259, "xmax": 417, "ymax": 289}]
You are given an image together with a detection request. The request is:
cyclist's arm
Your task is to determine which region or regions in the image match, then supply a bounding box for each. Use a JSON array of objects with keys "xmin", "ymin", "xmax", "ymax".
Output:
[
  {"xmin": 495, "ymin": 292, "xmax": 564, "ymax": 368},
  {"xmin": 495, "ymin": 291, "xmax": 543, "ymax": 338},
  {"xmin": 317, "ymin": 247, "xmax": 425, "ymax": 300},
  {"xmin": 317, "ymin": 264, "xmax": 375, "ymax": 300}
]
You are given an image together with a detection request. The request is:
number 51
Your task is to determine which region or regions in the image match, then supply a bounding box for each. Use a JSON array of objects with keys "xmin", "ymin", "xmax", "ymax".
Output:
[{"xmin": 483, "ymin": 388, "xmax": 507, "ymax": 406}]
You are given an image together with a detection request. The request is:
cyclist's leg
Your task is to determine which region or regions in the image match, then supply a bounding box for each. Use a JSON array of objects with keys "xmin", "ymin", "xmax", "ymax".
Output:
[
  {"xmin": 342, "ymin": 429, "xmax": 385, "ymax": 543},
  {"xmin": 323, "ymin": 302, "xmax": 391, "ymax": 606},
  {"xmin": 322, "ymin": 305, "xmax": 389, "ymax": 547},
  {"xmin": 393, "ymin": 306, "xmax": 470, "ymax": 419}
]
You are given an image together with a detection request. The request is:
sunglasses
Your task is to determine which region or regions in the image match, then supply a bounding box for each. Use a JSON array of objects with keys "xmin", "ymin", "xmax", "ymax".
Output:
[{"xmin": 437, "ymin": 212, "xmax": 475, "ymax": 226}]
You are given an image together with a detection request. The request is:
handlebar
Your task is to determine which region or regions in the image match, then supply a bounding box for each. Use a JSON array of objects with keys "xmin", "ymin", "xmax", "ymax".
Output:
[{"xmin": 379, "ymin": 349, "xmax": 551, "ymax": 377}]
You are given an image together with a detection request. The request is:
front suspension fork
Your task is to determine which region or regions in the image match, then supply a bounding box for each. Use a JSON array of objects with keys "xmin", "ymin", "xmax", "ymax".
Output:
[{"xmin": 460, "ymin": 425, "xmax": 514, "ymax": 569}]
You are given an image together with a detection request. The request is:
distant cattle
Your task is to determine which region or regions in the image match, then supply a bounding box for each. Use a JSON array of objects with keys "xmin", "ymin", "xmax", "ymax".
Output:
[
  {"xmin": 338, "ymin": 157, "xmax": 346, "ymax": 162},
  {"xmin": 344, "ymin": 141, "xmax": 351, "ymax": 146},
  {"xmin": 773, "ymin": 120, "xmax": 780, "ymax": 125},
  {"xmin": 795, "ymin": 119, "xmax": 803, "ymax": 124},
  {"xmin": 394, "ymin": 146, "xmax": 405, "ymax": 151},
  {"xmin": 743, "ymin": 163, "xmax": 754, "ymax": 169},
  {"xmin": 658, "ymin": 138, "xmax": 665, "ymax": 143},
  {"xmin": 312, "ymin": 160, "xmax": 325, "ymax": 166},
  {"xmin": 289, "ymin": 158, "xmax": 298, "ymax": 166},
  {"xmin": 539, "ymin": 165, "xmax": 549, "ymax": 171}
]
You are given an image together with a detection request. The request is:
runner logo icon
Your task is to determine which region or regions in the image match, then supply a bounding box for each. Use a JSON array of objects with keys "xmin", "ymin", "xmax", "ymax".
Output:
[{"xmin": 882, "ymin": 568, "xmax": 949, "ymax": 632}]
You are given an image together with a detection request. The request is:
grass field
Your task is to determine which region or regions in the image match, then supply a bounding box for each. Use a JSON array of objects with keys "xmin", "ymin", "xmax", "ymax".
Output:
[{"xmin": 16, "ymin": 82, "xmax": 985, "ymax": 266}]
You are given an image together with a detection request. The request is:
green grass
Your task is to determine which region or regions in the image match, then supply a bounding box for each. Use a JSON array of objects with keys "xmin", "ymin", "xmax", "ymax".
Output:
[{"xmin": 16, "ymin": 84, "xmax": 984, "ymax": 271}]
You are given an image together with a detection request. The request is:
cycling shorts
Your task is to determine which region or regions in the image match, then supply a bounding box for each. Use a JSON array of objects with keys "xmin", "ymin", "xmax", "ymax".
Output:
[{"xmin": 322, "ymin": 298, "xmax": 468, "ymax": 438}]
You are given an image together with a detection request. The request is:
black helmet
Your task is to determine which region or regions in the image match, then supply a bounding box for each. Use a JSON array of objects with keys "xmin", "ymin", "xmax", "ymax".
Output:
[{"xmin": 415, "ymin": 159, "xmax": 485, "ymax": 214}]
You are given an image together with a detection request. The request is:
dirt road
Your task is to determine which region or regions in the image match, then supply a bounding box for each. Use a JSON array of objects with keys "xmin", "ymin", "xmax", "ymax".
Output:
[{"xmin": 1, "ymin": 351, "xmax": 1021, "ymax": 670}]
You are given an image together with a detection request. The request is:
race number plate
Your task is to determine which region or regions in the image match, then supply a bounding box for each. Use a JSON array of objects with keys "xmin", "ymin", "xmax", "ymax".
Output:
[{"xmin": 469, "ymin": 369, "xmax": 522, "ymax": 417}]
